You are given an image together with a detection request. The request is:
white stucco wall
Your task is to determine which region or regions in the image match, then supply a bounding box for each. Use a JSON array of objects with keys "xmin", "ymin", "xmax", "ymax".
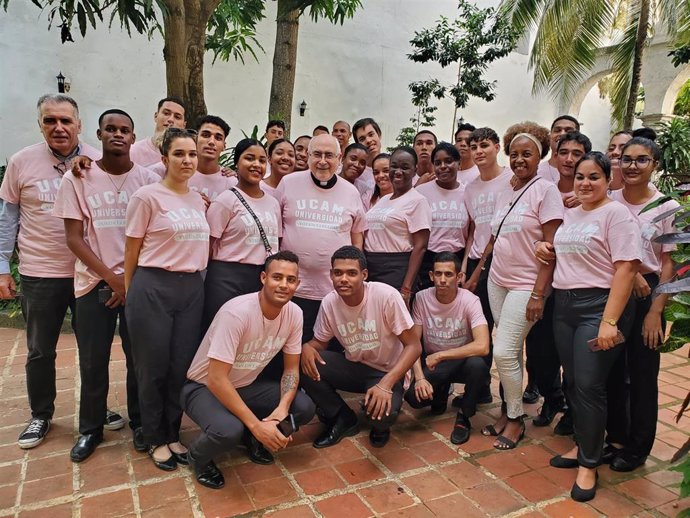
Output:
[{"xmin": 1, "ymin": 0, "xmax": 604, "ymax": 163}]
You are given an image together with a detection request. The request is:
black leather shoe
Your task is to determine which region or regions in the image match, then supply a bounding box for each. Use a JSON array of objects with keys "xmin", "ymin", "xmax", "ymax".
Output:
[
  {"xmin": 450, "ymin": 412, "xmax": 471, "ymax": 445},
  {"xmin": 188, "ymin": 450, "xmax": 224, "ymax": 489},
  {"xmin": 369, "ymin": 428, "xmax": 390, "ymax": 448},
  {"xmin": 571, "ymin": 472, "xmax": 598, "ymax": 502},
  {"xmin": 550, "ymin": 454, "xmax": 578, "ymax": 469},
  {"xmin": 70, "ymin": 433, "xmax": 103, "ymax": 462},
  {"xmin": 430, "ymin": 401, "xmax": 448, "ymax": 416},
  {"xmin": 244, "ymin": 431, "xmax": 274, "ymax": 465},
  {"xmin": 171, "ymin": 451, "xmax": 189, "ymax": 465},
  {"xmin": 522, "ymin": 383, "xmax": 540, "ymax": 404},
  {"xmin": 610, "ymin": 452, "xmax": 647, "ymax": 472},
  {"xmin": 148, "ymin": 446, "xmax": 177, "ymax": 471},
  {"xmin": 132, "ymin": 427, "xmax": 148, "ymax": 452},
  {"xmin": 601, "ymin": 443, "xmax": 623, "ymax": 464},
  {"xmin": 533, "ymin": 400, "xmax": 565, "ymax": 427},
  {"xmin": 554, "ymin": 410, "xmax": 574, "ymax": 436},
  {"xmin": 313, "ymin": 408, "xmax": 359, "ymax": 449}
]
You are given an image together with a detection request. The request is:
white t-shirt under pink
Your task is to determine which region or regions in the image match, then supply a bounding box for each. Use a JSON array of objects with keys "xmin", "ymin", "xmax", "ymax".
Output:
[
  {"xmin": 463, "ymin": 168, "xmax": 513, "ymax": 260},
  {"xmin": 490, "ymin": 179, "xmax": 564, "ymax": 290},
  {"xmin": 415, "ymin": 181, "xmax": 468, "ymax": 252},
  {"xmin": 130, "ymin": 138, "xmax": 162, "ymax": 168},
  {"xmin": 53, "ymin": 163, "xmax": 160, "ymax": 297},
  {"xmin": 278, "ymin": 171, "xmax": 366, "ymax": 300},
  {"xmin": 187, "ymin": 293, "xmax": 302, "ymax": 388},
  {"xmin": 207, "ymin": 188, "xmax": 281, "ymax": 265},
  {"xmin": 364, "ymin": 189, "xmax": 432, "ymax": 253},
  {"xmin": 314, "ymin": 282, "xmax": 414, "ymax": 372},
  {"xmin": 125, "ymin": 182, "xmax": 210, "ymax": 272},
  {"xmin": 553, "ymin": 201, "xmax": 641, "ymax": 289},
  {"xmin": 0, "ymin": 142, "xmax": 100, "ymax": 277},
  {"xmin": 609, "ymin": 190, "xmax": 679, "ymax": 275},
  {"xmin": 412, "ymin": 288, "xmax": 487, "ymax": 354}
]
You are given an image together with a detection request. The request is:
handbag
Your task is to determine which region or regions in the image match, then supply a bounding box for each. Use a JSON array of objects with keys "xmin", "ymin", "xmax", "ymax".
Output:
[{"xmin": 230, "ymin": 187, "xmax": 273, "ymax": 256}]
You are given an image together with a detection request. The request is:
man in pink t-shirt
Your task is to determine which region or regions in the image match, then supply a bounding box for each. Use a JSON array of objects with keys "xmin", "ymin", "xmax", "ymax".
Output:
[
  {"xmin": 182, "ymin": 252, "xmax": 315, "ymax": 490},
  {"xmin": 0, "ymin": 95, "xmax": 104, "ymax": 450},
  {"xmin": 404, "ymin": 252, "xmax": 489, "ymax": 445},
  {"xmin": 301, "ymin": 246, "xmax": 422, "ymax": 448},
  {"xmin": 53, "ymin": 109, "xmax": 160, "ymax": 461},
  {"xmin": 129, "ymin": 97, "xmax": 186, "ymax": 167},
  {"xmin": 537, "ymin": 115, "xmax": 580, "ymax": 183},
  {"xmin": 455, "ymin": 123, "xmax": 480, "ymax": 185}
]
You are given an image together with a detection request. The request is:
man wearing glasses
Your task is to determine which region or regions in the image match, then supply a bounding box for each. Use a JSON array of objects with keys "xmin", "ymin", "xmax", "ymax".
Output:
[
  {"xmin": 276, "ymin": 134, "xmax": 366, "ymax": 341},
  {"xmin": 0, "ymin": 94, "xmax": 101, "ymax": 449}
]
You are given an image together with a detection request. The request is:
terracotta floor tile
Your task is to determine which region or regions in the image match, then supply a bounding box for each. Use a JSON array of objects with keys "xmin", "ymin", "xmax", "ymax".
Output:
[
  {"xmin": 477, "ymin": 451, "xmax": 530, "ymax": 479},
  {"xmin": 140, "ymin": 499, "xmax": 195, "ymax": 518},
  {"xmin": 137, "ymin": 478, "xmax": 188, "ymax": 510},
  {"xmin": 278, "ymin": 445, "xmax": 328, "ymax": 473},
  {"xmin": 265, "ymin": 505, "xmax": 317, "ymax": 517},
  {"xmin": 659, "ymin": 383, "xmax": 690, "ymax": 399},
  {"xmin": 0, "ymin": 463, "xmax": 21, "ymax": 486},
  {"xmin": 318, "ymin": 439, "xmax": 364, "ymax": 464},
  {"xmin": 382, "ymin": 504, "xmax": 435, "ymax": 517},
  {"xmin": 130, "ymin": 455, "xmax": 170, "ymax": 483},
  {"xmin": 658, "ymin": 370, "xmax": 686, "ymax": 385},
  {"xmin": 426, "ymin": 416, "xmax": 454, "ymax": 437},
  {"xmin": 359, "ymin": 481, "xmax": 415, "ymax": 514},
  {"xmin": 658, "ymin": 430, "xmax": 690, "ymax": 449},
  {"xmin": 20, "ymin": 473, "xmax": 73, "ymax": 504},
  {"xmin": 25, "ymin": 453, "xmax": 73, "ymax": 481},
  {"xmin": 587, "ymin": 487, "xmax": 644, "ymax": 517},
  {"xmin": 244, "ymin": 476, "xmax": 297, "ymax": 508},
  {"xmin": 656, "ymin": 496, "xmax": 690, "ymax": 517},
  {"xmin": 234, "ymin": 460, "xmax": 283, "ymax": 484},
  {"xmin": 658, "ymin": 392, "xmax": 678, "ymax": 405},
  {"xmin": 424, "ymin": 492, "xmax": 488, "ymax": 518},
  {"xmin": 505, "ymin": 470, "xmax": 565, "ymax": 502},
  {"xmin": 651, "ymin": 439, "xmax": 680, "ymax": 462},
  {"xmin": 439, "ymin": 461, "xmax": 493, "ymax": 489},
  {"xmin": 542, "ymin": 499, "xmax": 600, "ymax": 518},
  {"xmin": 668, "ymin": 364, "xmax": 690, "ymax": 379},
  {"xmin": 616, "ymin": 477, "xmax": 678, "ymax": 508},
  {"xmin": 293, "ymin": 466, "xmax": 345, "ymax": 495},
  {"xmin": 364, "ymin": 443, "xmax": 426, "ymax": 473},
  {"xmin": 412, "ymin": 439, "xmax": 459, "ymax": 464},
  {"xmin": 457, "ymin": 433, "xmax": 496, "ymax": 454},
  {"xmin": 463, "ymin": 482, "xmax": 524, "ymax": 516},
  {"xmin": 196, "ymin": 476, "xmax": 254, "ymax": 518},
  {"xmin": 79, "ymin": 457, "xmax": 130, "ymax": 492},
  {"xmin": 80, "ymin": 488, "xmax": 135, "ymax": 518},
  {"xmin": 402, "ymin": 470, "xmax": 457, "ymax": 500},
  {"xmin": 18, "ymin": 503, "xmax": 72, "ymax": 518},
  {"xmin": 334, "ymin": 457, "xmax": 385, "ymax": 485},
  {"xmin": 511, "ymin": 444, "xmax": 554, "ymax": 470},
  {"xmin": 315, "ymin": 493, "xmax": 373, "ymax": 518},
  {"xmin": 535, "ymin": 466, "xmax": 576, "ymax": 491},
  {"xmin": 645, "ymin": 468, "xmax": 684, "ymax": 490},
  {"xmin": 393, "ymin": 425, "xmax": 437, "ymax": 446}
]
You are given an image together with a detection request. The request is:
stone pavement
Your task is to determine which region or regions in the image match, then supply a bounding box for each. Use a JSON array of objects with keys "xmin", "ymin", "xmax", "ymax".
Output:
[{"xmin": 0, "ymin": 327, "xmax": 688, "ymax": 518}]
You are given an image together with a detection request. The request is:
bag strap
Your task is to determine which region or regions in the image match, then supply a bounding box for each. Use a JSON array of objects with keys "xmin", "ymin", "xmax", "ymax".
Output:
[
  {"xmin": 495, "ymin": 176, "xmax": 541, "ymax": 239},
  {"xmin": 230, "ymin": 187, "xmax": 273, "ymax": 256}
]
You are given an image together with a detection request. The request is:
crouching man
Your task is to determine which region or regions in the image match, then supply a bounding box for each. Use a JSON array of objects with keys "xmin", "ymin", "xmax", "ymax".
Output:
[
  {"xmin": 301, "ymin": 246, "xmax": 421, "ymax": 448},
  {"xmin": 182, "ymin": 251, "xmax": 315, "ymax": 489}
]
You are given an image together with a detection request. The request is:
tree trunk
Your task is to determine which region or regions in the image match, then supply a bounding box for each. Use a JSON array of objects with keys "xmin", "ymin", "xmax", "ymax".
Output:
[
  {"xmin": 163, "ymin": 0, "xmax": 187, "ymax": 101},
  {"xmin": 269, "ymin": 0, "xmax": 300, "ymax": 135},
  {"xmin": 624, "ymin": 0, "xmax": 650, "ymax": 131}
]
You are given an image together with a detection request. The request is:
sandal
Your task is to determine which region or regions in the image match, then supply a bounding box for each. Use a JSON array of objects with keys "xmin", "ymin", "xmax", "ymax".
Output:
[
  {"xmin": 481, "ymin": 424, "xmax": 503, "ymax": 437},
  {"xmin": 494, "ymin": 419, "xmax": 525, "ymax": 450}
]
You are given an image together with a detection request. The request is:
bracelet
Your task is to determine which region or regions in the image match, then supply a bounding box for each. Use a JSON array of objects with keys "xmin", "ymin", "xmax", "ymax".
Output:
[
  {"xmin": 530, "ymin": 292, "xmax": 544, "ymax": 300},
  {"xmin": 414, "ymin": 378, "xmax": 426, "ymax": 384},
  {"xmin": 375, "ymin": 384, "xmax": 393, "ymax": 394},
  {"xmin": 533, "ymin": 240, "xmax": 542, "ymax": 246}
]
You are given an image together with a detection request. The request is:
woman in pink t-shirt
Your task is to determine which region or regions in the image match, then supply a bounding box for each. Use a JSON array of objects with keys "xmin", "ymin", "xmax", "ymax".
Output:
[
  {"xmin": 363, "ymin": 153, "xmax": 393, "ymax": 210},
  {"xmin": 124, "ymin": 128, "xmax": 210, "ymax": 472},
  {"xmin": 203, "ymin": 139, "xmax": 281, "ymax": 331},
  {"xmin": 364, "ymin": 146, "xmax": 431, "ymax": 304},
  {"xmin": 475, "ymin": 123, "xmax": 563, "ymax": 451},
  {"xmin": 339, "ymin": 143, "xmax": 368, "ymax": 184},
  {"xmin": 606, "ymin": 138, "xmax": 677, "ymax": 472},
  {"xmin": 538, "ymin": 152, "xmax": 640, "ymax": 502},
  {"xmin": 262, "ymin": 138, "xmax": 295, "ymax": 198}
]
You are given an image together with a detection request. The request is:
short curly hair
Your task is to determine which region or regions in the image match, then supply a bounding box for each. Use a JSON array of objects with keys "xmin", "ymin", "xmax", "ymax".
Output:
[{"xmin": 502, "ymin": 122, "xmax": 550, "ymax": 159}]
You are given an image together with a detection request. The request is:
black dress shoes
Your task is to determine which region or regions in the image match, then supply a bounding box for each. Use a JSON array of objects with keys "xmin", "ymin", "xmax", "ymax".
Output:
[
  {"xmin": 601, "ymin": 443, "xmax": 623, "ymax": 464},
  {"xmin": 171, "ymin": 451, "xmax": 189, "ymax": 465},
  {"xmin": 313, "ymin": 408, "xmax": 359, "ymax": 449},
  {"xmin": 549, "ymin": 454, "xmax": 579, "ymax": 469},
  {"xmin": 533, "ymin": 400, "xmax": 564, "ymax": 427},
  {"xmin": 188, "ymin": 450, "xmax": 225, "ymax": 490},
  {"xmin": 450, "ymin": 412, "xmax": 471, "ymax": 445},
  {"xmin": 244, "ymin": 431, "xmax": 274, "ymax": 465},
  {"xmin": 522, "ymin": 383, "xmax": 540, "ymax": 404},
  {"xmin": 610, "ymin": 452, "xmax": 647, "ymax": 472},
  {"xmin": 70, "ymin": 433, "xmax": 103, "ymax": 462},
  {"xmin": 369, "ymin": 428, "xmax": 390, "ymax": 448},
  {"xmin": 148, "ymin": 446, "xmax": 177, "ymax": 471},
  {"xmin": 132, "ymin": 427, "xmax": 148, "ymax": 452},
  {"xmin": 571, "ymin": 472, "xmax": 598, "ymax": 502},
  {"xmin": 554, "ymin": 410, "xmax": 574, "ymax": 436}
]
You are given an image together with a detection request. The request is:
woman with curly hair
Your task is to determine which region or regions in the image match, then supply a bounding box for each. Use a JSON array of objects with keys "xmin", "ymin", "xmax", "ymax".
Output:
[{"xmin": 472, "ymin": 122, "xmax": 563, "ymax": 450}]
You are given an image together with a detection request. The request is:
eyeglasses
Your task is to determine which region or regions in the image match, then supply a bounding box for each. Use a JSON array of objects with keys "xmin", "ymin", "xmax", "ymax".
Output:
[
  {"xmin": 621, "ymin": 156, "xmax": 654, "ymax": 167},
  {"xmin": 53, "ymin": 162, "xmax": 68, "ymax": 175},
  {"xmin": 310, "ymin": 151, "xmax": 337, "ymax": 161}
]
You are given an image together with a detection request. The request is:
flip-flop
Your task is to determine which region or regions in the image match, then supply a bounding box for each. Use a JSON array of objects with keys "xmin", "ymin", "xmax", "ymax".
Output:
[{"xmin": 481, "ymin": 424, "xmax": 503, "ymax": 437}]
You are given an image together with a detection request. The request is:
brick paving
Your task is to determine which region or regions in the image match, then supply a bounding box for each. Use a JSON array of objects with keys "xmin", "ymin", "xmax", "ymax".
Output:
[{"xmin": 0, "ymin": 327, "xmax": 688, "ymax": 517}]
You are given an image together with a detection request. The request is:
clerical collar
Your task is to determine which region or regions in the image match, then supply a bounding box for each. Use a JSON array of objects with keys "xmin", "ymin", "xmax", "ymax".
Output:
[
  {"xmin": 310, "ymin": 171, "xmax": 338, "ymax": 189},
  {"xmin": 49, "ymin": 143, "xmax": 81, "ymax": 163}
]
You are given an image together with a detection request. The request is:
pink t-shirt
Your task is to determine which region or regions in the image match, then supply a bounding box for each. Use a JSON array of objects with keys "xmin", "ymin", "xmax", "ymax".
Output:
[
  {"xmin": 609, "ymin": 190, "xmax": 679, "ymax": 274},
  {"xmin": 457, "ymin": 165, "xmax": 480, "ymax": 186},
  {"xmin": 189, "ymin": 171, "xmax": 237, "ymax": 201},
  {"xmin": 415, "ymin": 181, "xmax": 469, "ymax": 252},
  {"xmin": 207, "ymin": 188, "xmax": 281, "ymax": 265},
  {"xmin": 53, "ymin": 164, "xmax": 160, "ymax": 297},
  {"xmin": 354, "ymin": 166, "xmax": 375, "ymax": 195},
  {"xmin": 412, "ymin": 287, "xmax": 487, "ymax": 354},
  {"xmin": 260, "ymin": 181, "xmax": 280, "ymax": 201},
  {"xmin": 364, "ymin": 189, "xmax": 432, "ymax": 253},
  {"xmin": 490, "ymin": 179, "xmax": 564, "ymax": 290},
  {"xmin": 314, "ymin": 282, "xmax": 414, "ymax": 372},
  {"xmin": 0, "ymin": 142, "xmax": 100, "ymax": 277},
  {"xmin": 553, "ymin": 201, "xmax": 642, "ymax": 289},
  {"xmin": 125, "ymin": 183, "xmax": 210, "ymax": 272},
  {"xmin": 278, "ymin": 171, "xmax": 366, "ymax": 300},
  {"xmin": 187, "ymin": 293, "xmax": 302, "ymax": 388},
  {"xmin": 148, "ymin": 162, "xmax": 166, "ymax": 178},
  {"xmin": 130, "ymin": 138, "xmax": 162, "ymax": 168},
  {"xmin": 463, "ymin": 168, "xmax": 513, "ymax": 260},
  {"xmin": 537, "ymin": 160, "xmax": 560, "ymax": 183}
]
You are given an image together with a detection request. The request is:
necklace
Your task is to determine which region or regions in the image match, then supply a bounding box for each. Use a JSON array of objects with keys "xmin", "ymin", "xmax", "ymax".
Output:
[{"xmin": 99, "ymin": 161, "xmax": 132, "ymax": 193}]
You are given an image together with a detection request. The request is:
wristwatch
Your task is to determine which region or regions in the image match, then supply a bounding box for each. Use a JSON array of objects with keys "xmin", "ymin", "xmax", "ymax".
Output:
[{"xmin": 602, "ymin": 317, "xmax": 617, "ymax": 326}]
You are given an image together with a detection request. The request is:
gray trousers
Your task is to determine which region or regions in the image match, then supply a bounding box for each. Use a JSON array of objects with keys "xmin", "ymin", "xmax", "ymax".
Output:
[{"xmin": 182, "ymin": 380, "xmax": 315, "ymax": 465}]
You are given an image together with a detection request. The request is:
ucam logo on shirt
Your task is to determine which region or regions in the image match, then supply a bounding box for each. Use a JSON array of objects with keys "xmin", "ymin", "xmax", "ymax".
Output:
[
  {"xmin": 294, "ymin": 198, "xmax": 348, "ymax": 230},
  {"xmin": 337, "ymin": 318, "xmax": 381, "ymax": 352},
  {"xmin": 555, "ymin": 222, "xmax": 600, "ymax": 253}
]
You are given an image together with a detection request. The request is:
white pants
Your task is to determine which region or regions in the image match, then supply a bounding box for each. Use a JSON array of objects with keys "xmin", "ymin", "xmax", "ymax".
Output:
[{"xmin": 487, "ymin": 277, "xmax": 536, "ymax": 419}]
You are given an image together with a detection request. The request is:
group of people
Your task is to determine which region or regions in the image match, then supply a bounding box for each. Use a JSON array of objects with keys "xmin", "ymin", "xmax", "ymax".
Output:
[{"xmin": 0, "ymin": 93, "xmax": 675, "ymax": 504}]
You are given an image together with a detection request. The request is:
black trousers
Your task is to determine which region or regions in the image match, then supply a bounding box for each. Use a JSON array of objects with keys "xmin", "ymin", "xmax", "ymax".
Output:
[
  {"xmin": 183, "ymin": 380, "xmax": 315, "ymax": 465},
  {"xmin": 74, "ymin": 282, "xmax": 139, "ymax": 434},
  {"xmin": 466, "ymin": 258, "xmax": 495, "ymax": 397},
  {"xmin": 553, "ymin": 288, "xmax": 633, "ymax": 468},
  {"xmin": 202, "ymin": 260, "xmax": 263, "ymax": 335},
  {"xmin": 300, "ymin": 350, "xmax": 404, "ymax": 431},
  {"xmin": 404, "ymin": 356, "xmax": 489, "ymax": 417},
  {"xmin": 126, "ymin": 267, "xmax": 204, "ymax": 446},
  {"xmin": 418, "ymin": 249, "xmax": 464, "ymax": 291},
  {"xmin": 293, "ymin": 296, "xmax": 322, "ymax": 343},
  {"xmin": 20, "ymin": 275, "xmax": 75, "ymax": 420},
  {"xmin": 365, "ymin": 251, "xmax": 411, "ymax": 291}
]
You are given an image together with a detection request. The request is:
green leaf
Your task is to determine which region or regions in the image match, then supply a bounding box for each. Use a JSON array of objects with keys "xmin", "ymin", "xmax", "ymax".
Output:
[
  {"xmin": 664, "ymin": 302, "xmax": 690, "ymax": 322},
  {"xmin": 658, "ymin": 334, "xmax": 690, "ymax": 354},
  {"xmin": 641, "ymin": 195, "xmax": 674, "ymax": 214},
  {"xmin": 673, "ymin": 292, "xmax": 690, "ymax": 306}
]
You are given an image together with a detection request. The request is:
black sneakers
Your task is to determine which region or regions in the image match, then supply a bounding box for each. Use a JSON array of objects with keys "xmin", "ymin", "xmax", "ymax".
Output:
[
  {"xmin": 104, "ymin": 410, "xmax": 126, "ymax": 431},
  {"xmin": 17, "ymin": 418, "xmax": 50, "ymax": 449}
]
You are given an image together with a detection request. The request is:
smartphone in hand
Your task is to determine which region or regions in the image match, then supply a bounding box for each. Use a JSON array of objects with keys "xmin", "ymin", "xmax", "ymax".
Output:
[
  {"xmin": 587, "ymin": 330, "xmax": 625, "ymax": 351},
  {"xmin": 276, "ymin": 414, "xmax": 298, "ymax": 437}
]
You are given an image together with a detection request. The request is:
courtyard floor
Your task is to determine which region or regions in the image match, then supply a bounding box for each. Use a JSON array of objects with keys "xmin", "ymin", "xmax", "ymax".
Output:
[{"xmin": 0, "ymin": 327, "xmax": 688, "ymax": 518}]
